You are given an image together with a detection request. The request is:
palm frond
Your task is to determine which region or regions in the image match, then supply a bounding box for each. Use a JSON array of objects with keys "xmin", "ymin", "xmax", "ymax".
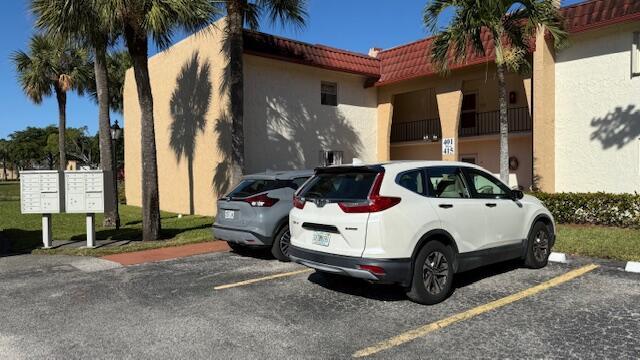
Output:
[{"xmin": 255, "ymin": 0, "xmax": 308, "ymax": 31}]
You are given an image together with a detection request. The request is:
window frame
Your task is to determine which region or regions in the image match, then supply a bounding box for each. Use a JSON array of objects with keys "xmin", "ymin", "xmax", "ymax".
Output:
[
  {"xmin": 395, "ymin": 169, "xmax": 427, "ymax": 196},
  {"xmin": 461, "ymin": 167, "xmax": 513, "ymax": 200},
  {"xmin": 321, "ymin": 81, "xmax": 338, "ymax": 106},
  {"xmin": 424, "ymin": 166, "xmax": 471, "ymax": 199}
]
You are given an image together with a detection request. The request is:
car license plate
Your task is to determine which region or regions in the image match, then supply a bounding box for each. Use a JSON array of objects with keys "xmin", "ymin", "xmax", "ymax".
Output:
[
  {"xmin": 312, "ymin": 232, "xmax": 331, "ymax": 247},
  {"xmin": 224, "ymin": 210, "xmax": 235, "ymax": 220}
]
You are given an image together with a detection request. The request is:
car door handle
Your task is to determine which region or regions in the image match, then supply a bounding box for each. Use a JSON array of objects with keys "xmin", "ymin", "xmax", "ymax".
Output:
[
  {"xmin": 485, "ymin": 203, "xmax": 497, "ymax": 208},
  {"xmin": 439, "ymin": 204, "xmax": 454, "ymax": 209}
]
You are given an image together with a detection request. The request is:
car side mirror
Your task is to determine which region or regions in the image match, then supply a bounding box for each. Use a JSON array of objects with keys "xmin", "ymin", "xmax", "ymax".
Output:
[{"xmin": 511, "ymin": 189, "xmax": 524, "ymax": 201}]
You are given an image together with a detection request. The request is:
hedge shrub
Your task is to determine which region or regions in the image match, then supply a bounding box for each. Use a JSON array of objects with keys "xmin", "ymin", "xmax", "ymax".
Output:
[{"xmin": 530, "ymin": 192, "xmax": 640, "ymax": 228}]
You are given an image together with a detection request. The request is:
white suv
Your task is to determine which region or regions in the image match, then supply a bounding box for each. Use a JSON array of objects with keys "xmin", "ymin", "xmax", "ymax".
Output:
[{"xmin": 288, "ymin": 161, "xmax": 555, "ymax": 305}]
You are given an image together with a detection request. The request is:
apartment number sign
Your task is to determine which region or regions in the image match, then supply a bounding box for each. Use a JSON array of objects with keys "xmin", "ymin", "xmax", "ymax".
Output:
[{"xmin": 442, "ymin": 138, "xmax": 455, "ymax": 155}]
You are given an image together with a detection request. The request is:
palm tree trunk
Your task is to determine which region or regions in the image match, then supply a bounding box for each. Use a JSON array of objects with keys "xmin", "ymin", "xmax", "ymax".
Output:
[
  {"xmin": 124, "ymin": 25, "xmax": 161, "ymax": 241},
  {"xmin": 94, "ymin": 39, "xmax": 120, "ymax": 229},
  {"xmin": 2, "ymin": 157, "xmax": 6, "ymax": 180},
  {"xmin": 227, "ymin": 0, "xmax": 245, "ymax": 185},
  {"xmin": 55, "ymin": 86, "xmax": 66, "ymax": 172},
  {"xmin": 496, "ymin": 62, "xmax": 509, "ymax": 184}
]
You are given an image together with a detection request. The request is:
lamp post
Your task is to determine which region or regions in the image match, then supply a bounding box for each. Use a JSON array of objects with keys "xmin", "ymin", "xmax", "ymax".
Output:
[{"xmin": 110, "ymin": 120, "xmax": 122, "ymax": 229}]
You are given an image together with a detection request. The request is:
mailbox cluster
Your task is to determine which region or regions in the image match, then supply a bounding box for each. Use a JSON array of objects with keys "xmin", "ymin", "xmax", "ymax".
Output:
[
  {"xmin": 20, "ymin": 170, "xmax": 108, "ymax": 249},
  {"xmin": 65, "ymin": 171, "xmax": 105, "ymax": 213},
  {"xmin": 20, "ymin": 171, "xmax": 64, "ymax": 214}
]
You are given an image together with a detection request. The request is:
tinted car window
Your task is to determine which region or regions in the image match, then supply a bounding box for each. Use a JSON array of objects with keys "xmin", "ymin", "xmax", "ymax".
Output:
[
  {"xmin": 300, "ymin": 172, "xmax": 377, "ymax": 200},
  {"xmin": 227, "ymin": 179, "xmax": 279, "ymax": 198},
  {"xmin": 397, "ymin": 170, "xmax": 425, "ymax": 195},
  {"xmin": 291, "ymin": 177, "xmax": 310, "ymax": 189},
  {"xmin": 463, "ymin": 168, "xmax": 510, "ymax": 199},
  {"xmin": 426, "ymin": 167, "xmax": 470, "ymax": 198}
]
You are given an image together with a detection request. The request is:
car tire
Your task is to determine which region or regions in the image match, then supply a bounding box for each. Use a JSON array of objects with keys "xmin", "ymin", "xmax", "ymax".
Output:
[
  {"xmin": 226, "ymin": 241, "xmax": 245, "ymax": 252},
  {"xmin": 271, "ymin": 225, "xmax": 291, "ymax": 262},
  {"xmin": 525, "ymin": 222, "xmax": 551, "ymax": 269},
  {"xmin": 406, "ymin": 241, "xmax": 454, "ymax": 305}
]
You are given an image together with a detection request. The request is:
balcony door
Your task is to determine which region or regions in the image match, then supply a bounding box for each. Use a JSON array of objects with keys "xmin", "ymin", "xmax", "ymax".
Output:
[{"xmin": 460, "ymin": 92, "xmax": 477, "ymax": 136}]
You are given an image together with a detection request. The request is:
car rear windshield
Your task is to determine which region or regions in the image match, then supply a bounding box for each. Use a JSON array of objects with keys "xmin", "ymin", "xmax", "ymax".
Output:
[
  {"xmin": 300, "ymin": 172, "xmax": 377, "ymax": 201},
  {"xmin": 227, "ymin": 178, "xmax": 306, "ymax": 198}
]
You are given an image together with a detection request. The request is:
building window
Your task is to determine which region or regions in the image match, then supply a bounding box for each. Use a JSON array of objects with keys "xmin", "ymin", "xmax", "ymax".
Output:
[
  {"xmin": 460, "ymin": 93, "xmax": 477, "ymax": 128},
  {"xmin": 633, "ymin": 32, "xmax": 640, "ymax": 77},
  {"xmin": 319, "ymin": 150, "xmax": 343, "ymax": 166},
  {"xmin": 321, "ymin": 81, "xmax": 338, "ymax": 106}
]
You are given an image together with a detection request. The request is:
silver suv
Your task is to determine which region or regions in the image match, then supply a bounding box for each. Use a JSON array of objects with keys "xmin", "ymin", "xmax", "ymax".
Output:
[{"xmin": 213, "ymin": 170, "xmax": 312, "ymax": 261}]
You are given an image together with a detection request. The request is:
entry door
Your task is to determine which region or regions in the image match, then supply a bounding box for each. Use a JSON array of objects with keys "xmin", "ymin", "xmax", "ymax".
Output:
[
  {"xmin": 462, "ymin": 168, "xmax": 526, "ymax": 247},
  {"xmin": 425, "ymin": 166, "xmax": 488, "ymax": 253}
]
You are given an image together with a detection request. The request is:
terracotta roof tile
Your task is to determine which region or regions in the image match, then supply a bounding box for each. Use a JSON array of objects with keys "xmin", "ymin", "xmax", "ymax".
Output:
[
  {"xmin": 375, "ymin": 27, "xmax": 497, "ymax": 86},
  {"xmin": 560, "ymin": 0, "xmax": 640, "ymax": 33},
  {"xmin": 243, "ymin": 30, "xmax": 380, "ymax": 77},
  {"xmin": 242, "ymin": 0, "xmax": 640, "ymax": 86}
]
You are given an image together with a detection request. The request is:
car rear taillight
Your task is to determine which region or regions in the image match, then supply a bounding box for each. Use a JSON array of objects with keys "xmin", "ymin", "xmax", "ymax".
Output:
[
  {"xmin": 243, "ymin": 194, "xmax": 279, "ymax": 207},
  {"xmin": 338, "ymin": 172, "xmax": 400, "ymax": 213},
  {"xmin": 293, "ymin": 195, "xmax": 306, "ymax": 209},
  {"xmin": 357, "ymin": 265, "xmax": 386, "ymax": 276}
]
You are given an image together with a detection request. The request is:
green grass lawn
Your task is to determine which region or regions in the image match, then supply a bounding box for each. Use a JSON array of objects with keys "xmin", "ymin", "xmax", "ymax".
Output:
[
  {"xmin": 554, "ymin": 224, "xmax": 640, "ymax": 262},
  {"xmin": 0, "ymin": 181, "xmax": 20, "ymax": 201},
  {"xmin": 0, "ymin": 181, "xmax": 214, "ymax": 256}
]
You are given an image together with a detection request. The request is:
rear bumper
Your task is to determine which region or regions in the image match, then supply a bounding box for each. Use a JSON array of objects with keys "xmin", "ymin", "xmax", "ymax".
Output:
[
  {"xmin": 288, "ymin": 245, "xmax": 412, "ymax": 287},
  {"xmin": 212, "ymin": 224, "xmax": 270, "ymax": 246}
]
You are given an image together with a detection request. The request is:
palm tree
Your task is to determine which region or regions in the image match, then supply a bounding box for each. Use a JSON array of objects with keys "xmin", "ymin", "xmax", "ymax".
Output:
[
  {"xmin": 12, "ymin": 34, "xmax": 91, "ymax": 171},
  {"xmin": 96, "ymin": 0, "xmax": 219, "ymax": 240},
  {"xmin": 32, "ymin": 0, "xmax": 124, "ymax": 228},
  {"xmin": 217, "ymin": 0, "xmax": 307, "ymax": 184},
  {"xmin": 424, "ymin": 0, "xmax": 565, "ymax": 183}
]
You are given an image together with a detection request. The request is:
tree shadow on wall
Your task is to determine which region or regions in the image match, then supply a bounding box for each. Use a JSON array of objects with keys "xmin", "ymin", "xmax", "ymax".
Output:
[
  {"xmin": 169, "ymin": 51, "xmax": 212, "ymax": 215},
  {"xmin": 247, "ymin": 95, "xmax": 364, "ymax": 171},
  {"xmin": 590, "ymin": 105, "xmax": 640, "ymax": 150},
  {"xmin": 212, "ymin": 111, "xmax": 233, "ymax": 196}
]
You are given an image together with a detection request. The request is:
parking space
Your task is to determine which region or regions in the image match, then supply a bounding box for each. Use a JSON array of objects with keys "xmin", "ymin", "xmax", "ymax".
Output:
[{"xmin": 0, "ymin": 251, "xmax": 638, "ymax": 359}]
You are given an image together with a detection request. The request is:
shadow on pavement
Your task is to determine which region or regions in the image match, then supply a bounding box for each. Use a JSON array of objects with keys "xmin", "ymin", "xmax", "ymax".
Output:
[{"xmin": 304, "ymin": 259, "xmax": 524, "ymax": 303}]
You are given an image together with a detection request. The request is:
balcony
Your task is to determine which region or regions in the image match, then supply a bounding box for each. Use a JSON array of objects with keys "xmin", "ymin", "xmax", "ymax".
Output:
[
  {"xmin": 459, "ymin": 107, "xmax": 532, "ymax": 138},
  {"xmin": 390, "ymin": 118, "xmax": 442, "ymax": 143},
  {"xmin": 390, "ymin": 107, "xmax": 531, "ymax": 143}
]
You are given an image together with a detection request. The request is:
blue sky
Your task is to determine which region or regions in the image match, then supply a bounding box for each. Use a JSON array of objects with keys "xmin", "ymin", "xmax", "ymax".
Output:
[{"xmin": 0, "ymin": 0, "xmax": 583, "ymax": 139}]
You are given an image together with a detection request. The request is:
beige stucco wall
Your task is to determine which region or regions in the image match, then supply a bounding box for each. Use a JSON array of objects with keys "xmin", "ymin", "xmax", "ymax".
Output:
[
  {"xmin": 125, "ymin": 19, "xmax": 230, "ymax": 216},
  {"xmin": 124, "ymin": 19, "xmax": 378, "ymax": 216},
  {"xmin": 390, "ymin": 134, "xmax": 533, "ymax": 189},
  {"xmin": 555, "ymin": 23, "xmax": 640, "ymax": 193},
  {"xmin": 244, "ymin": 55, "xmax": 378, "ymax": 172}
]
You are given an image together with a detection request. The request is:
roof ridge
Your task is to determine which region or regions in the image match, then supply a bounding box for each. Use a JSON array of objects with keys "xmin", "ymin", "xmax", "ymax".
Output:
[
  {"xmin": 312, "ymin": 44, "xmax": 378, "ymax": 60},
  {"xmin": 378, "ymin": 36, "xmax": 433, "ymax": 55},
  {"xmin": 244, "ymin": 29, "xmax": 377, "ymax": 61}
]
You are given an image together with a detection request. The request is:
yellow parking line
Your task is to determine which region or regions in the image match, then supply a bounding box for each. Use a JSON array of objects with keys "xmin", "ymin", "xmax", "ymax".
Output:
[
  {"xmin": 353, "ymin": 264, "xmax": 599, "ymax": 358},
  {"xmin": 214, "ymin": 268, "xmax": 313, "ymax": 290}
]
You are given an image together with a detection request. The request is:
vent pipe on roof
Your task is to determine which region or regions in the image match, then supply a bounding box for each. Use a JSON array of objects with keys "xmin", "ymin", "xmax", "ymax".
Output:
[{"xmin": 368, "ymin": 47, "xmax": 382, "ymax": 58}]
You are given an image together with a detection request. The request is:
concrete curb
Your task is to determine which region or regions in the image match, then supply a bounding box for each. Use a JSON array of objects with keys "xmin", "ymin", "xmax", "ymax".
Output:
[
  {"xmin": 624, "ymin": 261, "xmax": 640, "ymax": 273},
  {"xmin": 549, "ymin": 251, "xmax": 640, "ymax": 274}
]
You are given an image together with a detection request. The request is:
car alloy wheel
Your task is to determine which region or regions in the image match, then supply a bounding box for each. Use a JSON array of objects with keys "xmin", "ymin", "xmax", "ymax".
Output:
[
  {"xmin": 279, "ymin": 230, "xmax": 291, "ymax": 256},
  {"xmin": 423, "ymin": 251, "xmax": 449, "ymax": 295},
  {"xmin": 532, "ymin": 229, "xmax": 549, "ymax": 263}
]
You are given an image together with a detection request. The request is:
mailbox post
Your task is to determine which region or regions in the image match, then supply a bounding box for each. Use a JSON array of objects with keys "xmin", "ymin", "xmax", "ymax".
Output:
[{"xmin": 20, "ymin": 171, "xmax": 64, "ymax": 248}]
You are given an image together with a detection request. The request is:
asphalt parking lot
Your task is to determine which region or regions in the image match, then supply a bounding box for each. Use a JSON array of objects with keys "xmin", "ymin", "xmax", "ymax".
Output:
[{"xmin": 1, "ymin": 250, "xmax": 638, "ymax": 359}]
